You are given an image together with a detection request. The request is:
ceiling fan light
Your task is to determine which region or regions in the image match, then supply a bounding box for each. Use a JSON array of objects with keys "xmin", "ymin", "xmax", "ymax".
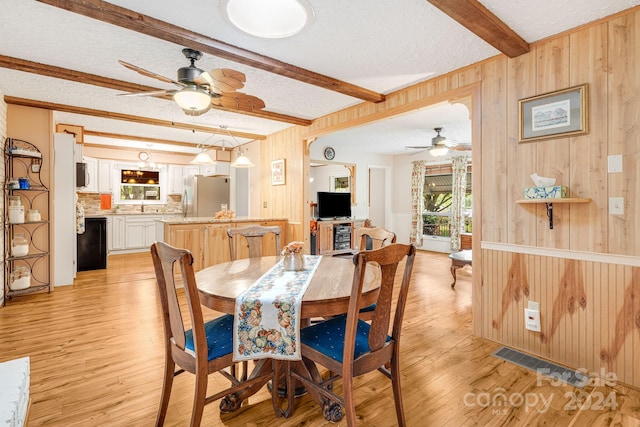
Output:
[
  {"xmin": 173, "ymin": 87, "xmax": 211, "ymax": 113},
  {"xmin": 222, "ymin": 0, "xmax": 315, "ymax": 38},
  {"xmin": 430, "ymin": 146, "xmax": 449, "ymax": 157},
  {"xmin": 190, "ymin": 151, "xmax": 216, "ymax": 165}
]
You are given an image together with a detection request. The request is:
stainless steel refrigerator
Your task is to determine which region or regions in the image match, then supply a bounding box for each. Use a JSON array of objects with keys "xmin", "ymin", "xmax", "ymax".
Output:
[{"xmin": 182, "ymin": 175, "xmax": 230, "ymax": 217}]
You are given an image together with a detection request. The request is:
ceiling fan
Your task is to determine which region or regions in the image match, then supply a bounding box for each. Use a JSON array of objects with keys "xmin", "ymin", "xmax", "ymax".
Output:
[
  {"xmin": 405, "ymin": 127, "xmax": 471, "ymax": 156},
  {"xmin": 118, "ymin": 48, "xmax": 266, "ymax": 116}
]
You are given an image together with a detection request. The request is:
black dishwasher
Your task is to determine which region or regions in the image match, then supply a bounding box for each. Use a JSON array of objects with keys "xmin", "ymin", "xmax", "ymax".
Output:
[{"xmin": 77, "ymin": 217, "xmax": 108, "ymax": 271}]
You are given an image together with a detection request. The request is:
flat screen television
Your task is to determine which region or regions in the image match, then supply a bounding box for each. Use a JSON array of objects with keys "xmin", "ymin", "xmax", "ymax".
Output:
[{"xmin": 317, "ymin": 191, "xmax": 351, "ymax": 219}]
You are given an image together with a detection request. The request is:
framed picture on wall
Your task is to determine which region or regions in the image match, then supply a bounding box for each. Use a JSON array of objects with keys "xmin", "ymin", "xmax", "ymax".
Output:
[
  {"xmin": 330, "ymin": 175, "xmax": 350, "ymax": 192},
  {"xmin": 271, "ymin": 159, "xmax": 285, "ymax": 185},
  {"xmin": 518, "ymin": 84, "xmax": 589, "ymax": 143}
]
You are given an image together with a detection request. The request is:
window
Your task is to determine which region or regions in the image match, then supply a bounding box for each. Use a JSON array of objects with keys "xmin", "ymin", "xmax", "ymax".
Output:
[
  {"xmin": 422, "ymin": 171, "xmax": 472, "ymax": 237},
  {"xmin": 118, "ymin": 169, "xmax": 162, "ymax": 203}
]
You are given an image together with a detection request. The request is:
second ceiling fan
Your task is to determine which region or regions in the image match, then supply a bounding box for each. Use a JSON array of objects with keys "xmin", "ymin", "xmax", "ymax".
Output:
[
  {"xmin": 119, "ymin": 48, "xmax": 266, "ymax": 116},
  {"xmin": 405, "ymin": 127, "xmax": 471, "ymax": 156}
]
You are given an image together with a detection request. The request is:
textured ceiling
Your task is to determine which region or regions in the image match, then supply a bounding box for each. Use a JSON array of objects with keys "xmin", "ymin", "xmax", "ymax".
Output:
[{"xmin": 1, "ymin": 0, "xmax": 638, "ymax": 155}]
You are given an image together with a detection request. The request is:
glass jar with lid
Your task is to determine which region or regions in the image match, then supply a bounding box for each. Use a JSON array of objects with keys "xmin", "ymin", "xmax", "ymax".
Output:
[
  {"xmin": 7, "ymin": 178, "xmax": 19, "ymax": 189},
  {"xmin": 9, "ymin": 195, "xmax": 22, "ymax": 206},
  {"xmin": 11, "ymin": 234, "xmax": 29, "ymax": 257},
  {"xmin": 8, "ymin": 205, "xmax": 25, "ymax": 224},
  {"xmin": 27, "ymin": 209, "xmax": 41, "ymax": 222}
]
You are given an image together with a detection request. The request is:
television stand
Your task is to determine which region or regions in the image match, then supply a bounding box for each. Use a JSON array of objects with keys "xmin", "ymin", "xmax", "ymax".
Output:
[{"xmin": 313, "ymin": 219, "xmax": 364, "ymax": 256}]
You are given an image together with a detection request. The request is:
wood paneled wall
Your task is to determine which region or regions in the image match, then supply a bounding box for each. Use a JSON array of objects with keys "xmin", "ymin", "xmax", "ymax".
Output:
[
  {"xmin": 259, "ymin": 125, "xmax": 307, "ymax": 243},
  {"xmin": 481, "ymin": 10, "xmax": 639, "ymax": 255},
  {"xmin": 478, "ymin": 8, "xmax": 640, "ymax": 388},
  {"xmin": 482, "ymin": 246, "xmax": 640, "ymax": 388}
]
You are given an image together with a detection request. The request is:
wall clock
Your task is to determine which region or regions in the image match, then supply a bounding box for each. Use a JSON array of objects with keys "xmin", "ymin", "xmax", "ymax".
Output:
[
  {"xmin": 323, "ymin": 146, "xmax": 335, "ymax": 160},
  {"xmin": 138, "ymin": 151, "xmax": 150, "ymax": 161}
]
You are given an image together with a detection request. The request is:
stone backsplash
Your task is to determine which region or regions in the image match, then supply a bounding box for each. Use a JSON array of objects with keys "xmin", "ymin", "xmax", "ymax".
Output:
[{"xmin": 78, "ymin": 193, "xmax": 183, "ymax": 215}]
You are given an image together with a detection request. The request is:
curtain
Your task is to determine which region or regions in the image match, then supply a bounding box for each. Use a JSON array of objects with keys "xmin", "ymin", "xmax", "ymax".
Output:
[
  {"xmin": 450, "ymin": 156, "xmax": 468, "ymax": 252},
  {"xmin": 410, "ymin": 161, "xmax": 427, "ymax": 246}
]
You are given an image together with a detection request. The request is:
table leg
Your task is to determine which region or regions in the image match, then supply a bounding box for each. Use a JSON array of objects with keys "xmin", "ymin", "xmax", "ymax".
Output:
[{"xmin": 219, "ymin": 359, "xmax": 273, "ymax": 413}]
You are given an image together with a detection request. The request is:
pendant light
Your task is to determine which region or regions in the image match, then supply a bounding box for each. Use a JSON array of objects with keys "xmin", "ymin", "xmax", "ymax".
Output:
[
  {"xmin": 231, "ymin": 148, "xmax": 255, "ymax": 168},
  {"xmin": 190, "ymin": 133, "xmax": 217, "ymax": 165},
  {"xmin": 190, "ymin": 150, "xmax": 216, "ymax": 165}
]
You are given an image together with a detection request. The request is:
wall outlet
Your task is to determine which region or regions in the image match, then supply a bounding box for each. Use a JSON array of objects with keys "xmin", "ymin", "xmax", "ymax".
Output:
[
  {"xmin": 525, "ymin": 308, "xmax": 541, "ymax": 332},
  {"xmin": 609, "ymin": 197, "xmax": 624, "ymax": 215}
]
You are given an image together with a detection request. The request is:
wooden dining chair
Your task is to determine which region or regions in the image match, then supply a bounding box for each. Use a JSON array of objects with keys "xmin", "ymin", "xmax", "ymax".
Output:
[
  {"xmin": 355, "ymin": 226, "xmax": 396, "ymax": 320},
  {"xmin": 227, "ymin": 224, "xmax": 281, "ymax": 260},
  {"xmin": 355, "ymin": 226, "xmax": 396, "ymax": 251},
  {"xmin": 150, "ymin": 241, "xmax": 272, "ymax": 427},
  {"xmin": 290, "ymin": 243, "xmax": 416, "ymax": 426}
]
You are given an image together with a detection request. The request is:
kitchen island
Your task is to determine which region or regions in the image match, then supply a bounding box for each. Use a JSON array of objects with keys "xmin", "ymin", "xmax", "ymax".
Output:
[{"xmin": 155, "ymin": 217, "xmax": 288, "ymax": 271}]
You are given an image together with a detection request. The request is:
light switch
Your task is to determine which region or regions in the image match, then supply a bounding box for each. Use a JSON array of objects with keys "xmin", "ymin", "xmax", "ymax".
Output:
[
  {"xmin": 609, "ymin": 197, "xmax": 624, "ymax": 215},
  {"xmin": 608, "ymin": 155, "xmax": 622, "ymax": 173}
]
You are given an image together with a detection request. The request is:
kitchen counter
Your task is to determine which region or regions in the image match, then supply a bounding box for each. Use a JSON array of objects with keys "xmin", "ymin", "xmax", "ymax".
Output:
[
  {"xmin": 158, "ymin": 218, "xmax": 289, "ymax": 271},
  {"xmin": 86, "ymin": 211, "xmax": 182, "ymax": 216},
  {"xmin": 156, "ymin": 216, "xmax": 288, "ymax": 225}
]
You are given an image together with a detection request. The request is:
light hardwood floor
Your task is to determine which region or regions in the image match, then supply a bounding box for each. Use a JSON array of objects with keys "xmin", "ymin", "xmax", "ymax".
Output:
[{"xmin": 0, "ymin": 250, "xmax": 638, "ymax": 426}]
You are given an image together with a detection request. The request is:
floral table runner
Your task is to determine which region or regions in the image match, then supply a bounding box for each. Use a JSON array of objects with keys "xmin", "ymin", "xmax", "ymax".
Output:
[{"xmin": 233, "ymin": 255, "xmax": 322, "ymax": 361}]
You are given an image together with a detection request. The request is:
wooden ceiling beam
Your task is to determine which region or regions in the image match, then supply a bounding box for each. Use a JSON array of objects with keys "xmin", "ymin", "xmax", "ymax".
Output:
[
  {"xmin": 36, "ymin": 0, "xmax": 385, "ymax": 103},
  {"xmin": 84, "ymin": 130, "xmax": 204, "ymax": 149},
  {"xmin": 427, "ymin": 0, "xmax": 530, "ymax": 58},
  {"xmin": 0, "ymin": 55, "xmax": 312, "ymax": 126},
  {"xmin": 0, "ymin": 54, "xmax": 157, "ymax": 94},
  {"xmin": 4, "ymin": 96, "xmax": 266, "ymax": 139}
]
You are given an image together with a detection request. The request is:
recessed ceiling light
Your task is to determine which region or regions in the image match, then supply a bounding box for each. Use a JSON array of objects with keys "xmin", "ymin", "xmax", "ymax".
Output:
[{"xmin": 220, "ymin": 0, "xmax": 315, "ymax": 39}]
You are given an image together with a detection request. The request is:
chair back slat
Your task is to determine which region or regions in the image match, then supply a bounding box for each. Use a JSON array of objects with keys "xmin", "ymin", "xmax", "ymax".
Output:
[
  {"xmin": 367, "ymin": 263, "xmax": 400, "ymax": 350},
  {"xmin": 356, "ymin": 226, "xmax": 396, "ymax": 251},
  {"xmin": 227, "ymin": 225, "xmax": 281, "ymax": 260},
  {"xmin": 348, "ymin": 244, "xmax": 416, "ymax": 356}
]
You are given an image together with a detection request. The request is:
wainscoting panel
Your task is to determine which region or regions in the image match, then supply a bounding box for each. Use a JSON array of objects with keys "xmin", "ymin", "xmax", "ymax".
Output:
[{"xmin": 483, "ymin": 246, "xmax": 639, "ymax": 388}]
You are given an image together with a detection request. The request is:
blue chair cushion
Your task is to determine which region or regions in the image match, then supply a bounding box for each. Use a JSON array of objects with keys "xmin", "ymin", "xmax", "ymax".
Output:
[
  {"xmin": 360, "ymin": 303, "xmax": 376, "ymax": 313},
  {"xmin": 184, "ymin": 314, "xmax": 234, "ymax": 361},
  {"xmin": 300, "ymin": 314, "xmax": 390, "ymax": 363}
]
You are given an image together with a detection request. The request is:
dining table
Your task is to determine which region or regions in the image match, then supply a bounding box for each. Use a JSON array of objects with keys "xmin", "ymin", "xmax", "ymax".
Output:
[{"xmin": 195, "ymin": 254, "xmax": 381, "ymax": 417}]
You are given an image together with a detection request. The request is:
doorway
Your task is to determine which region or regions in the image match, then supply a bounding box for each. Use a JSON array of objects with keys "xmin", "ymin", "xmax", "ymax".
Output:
[{"xmin": 368, "ymin": 166, "xmax": 388, "ymax": 228}]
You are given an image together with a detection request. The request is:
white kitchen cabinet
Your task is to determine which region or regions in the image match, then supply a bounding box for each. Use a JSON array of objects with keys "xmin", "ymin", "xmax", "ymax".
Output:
[
  {"xmin": 111, "ymin": 215, "xmax": 126, "ymax": 250},
  {"xmin": 125, "ymin": 221, "xmax": 146, "ymax": 249},
  {"xmin": 168, "ymin": 164, "xmax": 184, "ymax": 194},
  {"xmin": 124, "ymin": 215, "xmax": 162, "ymax": 249},
  {"xmin": 199, "ymin": 164, "xmax": 216, "ymax": 176},
  {"xmin": 184, "ymin": 165, "xmax": 200, "ymax": 177},
  {"xmin": 81, "ymin": 156, "xmax": 98, "ymax": 193},
  {"xmin": 98, "ymin": 159, "xmax": 113, "ymax": 193},
  {"xmin": 200, "ymin": 162, "xmax": 230, "ymax": 176},
  {"xmin": 215, "ymin": 161, "xmax": 230, "ymax": 176}
]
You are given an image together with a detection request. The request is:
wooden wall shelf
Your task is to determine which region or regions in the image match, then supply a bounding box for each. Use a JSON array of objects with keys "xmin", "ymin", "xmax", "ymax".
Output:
[
  {"xmin": 515, "ymin": 198, "xmax": 591, "ymax": 204},
  {"xmin": 516, "ymin": 198, "xmax": 591, "ymax": 229}
]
